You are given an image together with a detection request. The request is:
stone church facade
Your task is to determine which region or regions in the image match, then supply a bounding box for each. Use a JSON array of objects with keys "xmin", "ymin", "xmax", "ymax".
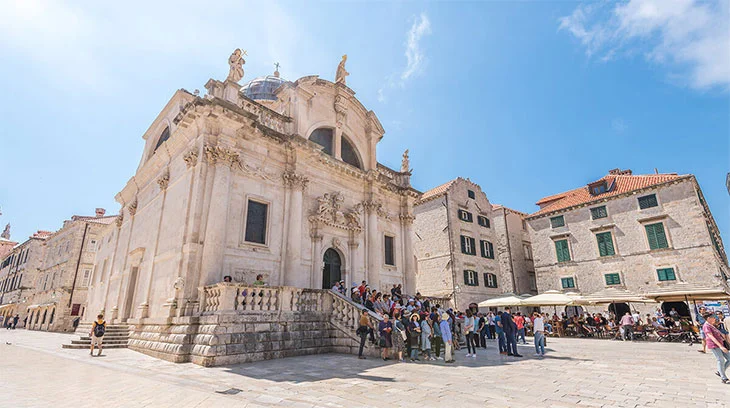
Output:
[{"xmin": 86, "ymin": 60, "xmax": 419, "ymax": 328}]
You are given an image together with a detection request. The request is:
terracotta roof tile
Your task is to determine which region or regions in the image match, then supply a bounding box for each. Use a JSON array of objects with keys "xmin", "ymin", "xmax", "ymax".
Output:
[
  {"xmin": 530, "ymin": 173, "xmax": 687, "ymax": 217},
  {"xmin": 416, "ymin": 179, "xmax": 457, "ymax": 205},
  {"xmin": 31, "ymin": 230, "xmax": 53, "ymax": 239}
]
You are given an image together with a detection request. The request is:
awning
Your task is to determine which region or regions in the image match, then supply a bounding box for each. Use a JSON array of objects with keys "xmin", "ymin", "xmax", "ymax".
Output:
[
  {"xmin": 644, "ymin": 284, "xmax": 730, "ymax": 302},
  {"xmin": 478, "ymin": 294, "xmax": 531, "ymax": 307},
  {"xmin": 519, "ymin": 290, "xmax": 582, "ymax": 307},
  {"xmin": 577, "ymin": 288, "xmax": 656, "ymax": 305}
]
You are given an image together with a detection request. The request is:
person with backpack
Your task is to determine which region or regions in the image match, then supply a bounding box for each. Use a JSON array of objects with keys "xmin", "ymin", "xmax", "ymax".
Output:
[{"xmin": 90, "ymin": 314, "xmax": 106, "ymax": 356}]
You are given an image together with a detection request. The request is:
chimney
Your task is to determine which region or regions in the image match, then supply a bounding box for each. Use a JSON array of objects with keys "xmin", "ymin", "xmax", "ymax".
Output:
[
  {"xmin": 608, "ymin": 168, "xmax": 632, "ymax": 176},
  {"xmin": 95, "ymin": 208, "xmax": 106, "ymax": 217}
]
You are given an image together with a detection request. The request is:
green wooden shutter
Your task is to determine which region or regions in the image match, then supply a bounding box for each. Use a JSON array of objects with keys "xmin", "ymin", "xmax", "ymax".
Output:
[
  {"xmin": 555, "ymin": 240, "xmax": 570, "ymax": 262},
  {"xmin": 655, "ymin": 224, "xmax": 668, "ymax": 249},
  {"xmin": 469, "ymin": 237, "xmax": 476, "ymax": 255},
  {"xmin": 597, "ymin": 232, "xmax": 615, "ymax": 256},
  {"xmin": 480, "ymin": 240, "xmax": 486, "ymax": 257},
  {"xmin": 464, "ymin": 270, "xmax": 469, "ymax": 284},
  {"xmin": 460, "ymin": 236, "xmax": 466, "ymax": 253},
  {"xmin": 488, "ymin": 241, "xmax": 494, "ymax": 259},
  {"xmin": 645, "ymin": 224, "xmax": 658, "ymax": 250}
]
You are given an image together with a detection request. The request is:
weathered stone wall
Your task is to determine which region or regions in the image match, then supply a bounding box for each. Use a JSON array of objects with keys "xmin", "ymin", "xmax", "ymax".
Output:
[{"xmin": 528, "ymin": 179, "xmax": 727, "ymax": 300}]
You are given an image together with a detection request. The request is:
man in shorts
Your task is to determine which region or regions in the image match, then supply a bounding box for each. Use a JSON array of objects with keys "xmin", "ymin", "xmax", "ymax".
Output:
[{"xmin": 90, "ymin": 314, "xmax": 106, "ymax": 356}]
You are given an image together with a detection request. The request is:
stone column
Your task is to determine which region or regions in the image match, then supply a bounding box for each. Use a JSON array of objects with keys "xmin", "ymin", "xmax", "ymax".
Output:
[
  {"xmin": 198, "ymin": 145, "xmax": 235, "ymax": 287},
  {"xmin": 282, "ymin": 172, "xmax": 308, "ymax": 287},
  {"xmin": 310, "ymin": 231, "xmax": 323, "ymax": 288},
  {"xmin": 401, "ymin": 213, "xmax": 416, "ymax": 295},
  {"xmin": 348, "ymin": 239, "xmax": 359, "ymax": 290},
  {"xmin": 366, "ymin": 202, "xmax": 380, "ymax": 290}
]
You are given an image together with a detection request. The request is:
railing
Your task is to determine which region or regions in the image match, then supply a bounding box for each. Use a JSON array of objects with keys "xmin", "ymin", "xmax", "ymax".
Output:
[
  {"xmin": 330, "ymin": 291, "xmax": 383, "ymax": 334},
  {"xmin": 239, "ymin": 99, "xmax": 291, "ymax": 135}
]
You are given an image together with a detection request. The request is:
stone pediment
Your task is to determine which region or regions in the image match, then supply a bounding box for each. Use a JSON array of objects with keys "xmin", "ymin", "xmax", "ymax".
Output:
[{"xmin": 309, "ymin": 192, "xmax": 362, "ymax": 232}]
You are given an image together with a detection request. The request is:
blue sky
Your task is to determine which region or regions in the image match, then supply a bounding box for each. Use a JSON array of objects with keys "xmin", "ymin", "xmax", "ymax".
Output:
[{"xmin": 0, "ymin": 0, "xmax": 728, "ymax": 246}]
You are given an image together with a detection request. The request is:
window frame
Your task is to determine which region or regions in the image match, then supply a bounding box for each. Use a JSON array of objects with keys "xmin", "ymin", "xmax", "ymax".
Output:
[
  {"xmin": 657, "ymin": 267, "xmax": 677, "ymax": 282},
  {"xmin": 460, "ymin": 235, "xmax": 477, "ymax": 256},
  {"xmin": 554, "ymin": 239, "xmax": 571, "ymax": 263},
  {"xmin": 243, "ymin": 198, "xmax": 270, "ymax": 246},
  {"xmin": 467, "ymin": 190, "xmax": 476, "ymax": 199},
  {"xmin": 590, "ymin": 206, "xmax": 608, "ymax": 220},
  {"xmin": 595, "ymin": 231, "xmax": 616, "ymax": 257},
  {"xmin": 464, "ymin": 269, "xmax": 479, "ymax": 286},
  {"xmin": 484, "ymin": 272, "xmax": 498, "ymax": 288},
  {"xmin": 604, "ymin": 273, "xmax": 621, "ymax": 286},
  {"xmin": 384, "ymin": 234, "xmax": 396, "ymax": 266},
  {"xmin": 638, "ymin": 194, "xmax": 659, "ymax": 210},
  {"xmin": 480, "ymin": 240, "xmax": 495, "ymax": 259},
  {"xmin": 561, "ymin": 277, "xmax": 576, "ymax": 289},
  {"xmin": 477, "ymin": 215, "xmax": 490, "ymax": 228},
  {"xmin": 458, "ymin": 209, "xmax": 474, "ymax": 223},
  {"xmin": 550, "ymin": 215, "xmax": 565, "ymax": 228},
  {"xmin": 645, "ymin": 222, "xmax": 670, "ymax": 250}
]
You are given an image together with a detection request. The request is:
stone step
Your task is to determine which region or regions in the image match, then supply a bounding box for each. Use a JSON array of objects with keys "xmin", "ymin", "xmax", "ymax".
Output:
[
  {"xmin": 62, "ymin": 344, "xmax": 128, "ymax": 350},
  {"xmin": 71, "ymin": 339, "xmax": 128, "ymax": 345},
  {"xmin": 77, "ymin": 335, "xmax": 129, "ymax": 340}
]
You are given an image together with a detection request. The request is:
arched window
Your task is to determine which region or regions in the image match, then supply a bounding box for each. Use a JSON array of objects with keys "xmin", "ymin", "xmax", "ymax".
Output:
[
  {"xmin": 153, "ymin": 127, "xmax": 170, "ymax": 153},
  {"xmin": 341, "ymin": 136, "xmax": 363, "ymax": 169},
  {"xmin": 49, "ymin": 308, "xmax": 55, "ymax": 325},
  {"xmin": 309, "ymin": 128, "xmax": 333, "ymax": 156}
]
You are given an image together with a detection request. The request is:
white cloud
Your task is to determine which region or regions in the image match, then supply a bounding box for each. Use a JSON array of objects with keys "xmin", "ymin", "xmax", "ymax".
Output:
[
  {"xmin": 611, "ymin": 118, "xmax": 627, "ymax": 133},
  {"xmin": 559, "ymin": 0, "xmax": 730, "ymax": 90},
  {"xmin": 402, "ymin": 13, "xmax": 432, "ymax": 80},
  {"xmin": 377, "ymin": 12, "xmax": 432, "ymax": 103}
]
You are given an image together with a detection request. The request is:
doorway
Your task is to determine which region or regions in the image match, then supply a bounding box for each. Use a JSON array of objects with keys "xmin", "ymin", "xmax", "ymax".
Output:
[
  {"xmin": 122, "ymin": 266, "xmax": 139, "ymax": 321},
  {"xmin": 608, "ymin": 302, "xmax": 630, "ymax": 320},
  {"xmin": 661, "ymin": 301, "xmax": 690, "ymax": 317},
  {"xmin": 321, "ymin": 248, "xmax": 341, "ymax": 290}
]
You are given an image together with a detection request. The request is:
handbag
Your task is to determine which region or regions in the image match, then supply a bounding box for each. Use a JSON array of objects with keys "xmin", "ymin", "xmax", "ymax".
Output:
[{"xmin": 379, "ymin": 337, "xmax": 387, "ymax": 347}]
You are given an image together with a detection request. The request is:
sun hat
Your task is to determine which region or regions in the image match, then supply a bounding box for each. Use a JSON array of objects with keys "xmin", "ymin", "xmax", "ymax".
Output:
[{"xmin": 441, "ymin": 312, "xmax": 450, "ymax": 321}]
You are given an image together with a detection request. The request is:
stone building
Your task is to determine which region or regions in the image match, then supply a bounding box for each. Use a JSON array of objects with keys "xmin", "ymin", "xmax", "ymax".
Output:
[
  {"xmin": 82, "ymin": 55, "xmax": 418, "ymax": 365},
  {"xmin": 0, "ymin": 230, "xmax": 51, "ymax": 323},
  {"xmin": 526, "ymin": 169, "xmax": 729, "ymax": 316},
  {"xmin": 26, "ymin": 209, "xmax": 116, "ymax": 332},
  {"xmin": 413, "ymin": 178, "xmax": 535, "ymax": 311}
]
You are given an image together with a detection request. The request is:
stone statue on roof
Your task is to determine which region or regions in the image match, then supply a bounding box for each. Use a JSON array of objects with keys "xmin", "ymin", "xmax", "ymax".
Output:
[
  {"xmin": 401, "ymin": 149, "xmax": 410, "ymax": 173},
  {"xmin": 227, "ymin": 48, "xmax": 246, "ymax": 83},
  {"xmin": 335, "ymin": 54, "xmax": 349, "ymax": 85},
  {"xmin": 1, "ymin": 223, "xmax": 9, "ymax": 240}
]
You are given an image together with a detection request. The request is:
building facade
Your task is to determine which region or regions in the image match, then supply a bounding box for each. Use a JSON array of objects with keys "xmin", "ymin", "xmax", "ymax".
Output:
[
  {"xmin": 86, "ymin": 60, "xmax": 419, "ymax": 326},
  {"xmin": 0, "ymin": 231, "xmax": 50, "ymax": 323},
  {"xmin": 413, "ymin": 178, "xmax": 535, "ymax": 310},
  {"xmin": 526, "ymin": 169, "xmax": 729, "ymax": 316},
  {"xmin": 26, "ymin": 209, "xmax": 116, "ymax": 332}
]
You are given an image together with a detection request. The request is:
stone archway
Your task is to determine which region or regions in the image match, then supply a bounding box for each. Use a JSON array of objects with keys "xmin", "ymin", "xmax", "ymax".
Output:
[
  {"xmin": 321, "ymin": 248, "xmax": 342, "ymax": 290},
  {"xmin": 608, "ymin": 303, "xmax": 630, "ymax": 320}
]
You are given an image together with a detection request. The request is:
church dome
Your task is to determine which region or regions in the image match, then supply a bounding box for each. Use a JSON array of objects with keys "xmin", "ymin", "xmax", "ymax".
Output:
[{"xmin": 240, "ymin": 74, "xmax": 288, "ymax": 101}]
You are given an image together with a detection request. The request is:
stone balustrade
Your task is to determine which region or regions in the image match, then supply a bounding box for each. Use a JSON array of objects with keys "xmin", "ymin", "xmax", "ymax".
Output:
[
  {"xmin": 239, "ymin": 99, "xmax": 291, "ymax": 134},
  {"xmin": 198, "ymin": 283, "xmax": 340, "ymax": 315}
]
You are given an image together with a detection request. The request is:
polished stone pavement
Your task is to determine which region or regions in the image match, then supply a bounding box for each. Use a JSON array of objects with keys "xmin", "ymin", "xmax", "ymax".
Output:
[{"xmin": 0, "ymin": 329, "xmax": 727, "ymax": 408}]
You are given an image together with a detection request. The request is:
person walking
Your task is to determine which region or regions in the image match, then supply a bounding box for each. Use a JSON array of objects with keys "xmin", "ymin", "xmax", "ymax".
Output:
[
  {"xmin": 432, "ymin": 313, "xmax": 443, "ymax": 360},
  {"xmin": 477, "ymin": 313, "xmax": 487, "ymax": 348},
  {"xmin": 408, "ymin": 314, "xmax": 421, "ymax": 362},
  {"xmin": 392, "ymin": 311, "xmax": 407, "ymax": 362},
  {"xmin": 501, "ymin": 307, "xmax": 521, "ymax": 357},
  {"xmin": 494, "ymin": 311, "xmax": 507, "ymax": 355},
  {"xmin": 696, "ymin": 306, "xmax": 708, "ymax": 353},
  {"xmin": 464, "ymin": 309, "xmax": 476, "ymax": 358},
  {"xmin": 378, "ymin": 314, "xmax": 393, "ymax": 361},
  {"xmin": 440, "ymin": 312, "xmax": 454, "ymax": 363},
  {"xmin": 532, "ymin": 312, "xmax": 546, "ymax": 357},
  {"xmin": 702, "ymin": 312, "xmax": 730, "ymax": 384},
  {"xmin": 515, "ymin": 312, "xmax": 527, "ymax": 344},
  {"xmin": 12, "ymin": 314, "xmax": 19, "ymax": 329},
  {"xmin": 89, "ymin": 314, "xmax": 106, "ymax": 357},
  {"xmin": 356, "ymin": 309, "xmax": 374, "ymax": 359},
  {"xmin": 619, "ymin": 312, "xmax": 635, "ymax": 341},
  {"xmin": 487, "ymin": 312, "xmax": 496, "ymax": 340}
]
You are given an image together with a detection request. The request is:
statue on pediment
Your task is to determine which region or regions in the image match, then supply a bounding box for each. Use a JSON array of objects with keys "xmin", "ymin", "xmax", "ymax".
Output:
[
  {"xmin": 335, "ymin": 54, "xmax": 349, "ymax": 85},
  {"xmin": 227, "ymin": 49, "xmax": 246, "ymax": 83},
  {"xmin": 1, "ymin": 223, "xmax": 9, "ymax": 240}
]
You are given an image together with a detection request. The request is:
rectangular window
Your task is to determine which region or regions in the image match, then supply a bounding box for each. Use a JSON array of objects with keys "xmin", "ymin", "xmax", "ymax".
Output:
[
  {"xmin": 88, "ymin": 239, "xmax": 97, "ymax": 252},
  {"xmin": 244, "ymin": 200, "xmax": 268, "ymax": 244},
  {"xmin": 550, "ymin": 215, "xmax": 565, "ymax": 228},
  {"xmin": 555, "ymin": 239, "xmax": 571, "ymax": 262},
  {"xmin": 528, "ymin": 271, "xmax": 537, "ymax": 291},
  {"xmin": 460, "ymin": 235, "xmax": 476, "ymax": 255},
  {"xmin": 468, "ymin": 190, "xmax": 475, "ymax": 199},
  {"xmin": 477, "ymin": 216, "xmax": 490, "ymax": 228},
  {"xmin": 458, "ymin": 210, "xmax": 473, "ymax": 222},
  {"xmin": 561, "ymin": 277, "xmax": 575, "ymax": 289},
  {"xmin": 480, "ymin": 240, "xmax": 495, "ymax": 259},
  {"xmin": 605, "ymin": 273, "xmax": 621, "ymax": 285},
  {"xmin": 638, "ymin": 194, "xmax": 658, "ymax": 209},
  {"xmin": 657, "ymin": 267, "xmax": 677, "ymax": 281},
  {"xmin": 384, "ymin": 235, "xmax": 395, "ymax": 266},
  {"xmin": 596, "ymin": 231, "xmax": 616, "ymax": 257},
  {"xmin": 71, "ymin": 304, "xmax": 81, "ymax": 316},
  {"xmin": 464, "ymin": 270, "xmax": 478, "ymax": 286},
  {"xmin": 523, "ymin": 243, "xmax": 533, "ymax": 260},
  {"xmin": 81, "ymin": 269, "xmax": 91, "ymax": 287},
  {"xmin": 591, "ymin": 206, "xmax": 608, "ymax": 220},
  {"xmin": 645, "ymin": 222, "xmax": 669, "ymax": 250},
  {"xmin": 484, "ymin": 273, "xmax": 498, "ymax": 288}
]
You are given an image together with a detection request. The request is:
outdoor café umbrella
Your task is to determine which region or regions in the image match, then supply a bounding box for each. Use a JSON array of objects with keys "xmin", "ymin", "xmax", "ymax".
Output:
[
  {"xmin": 478, "ymin": 294, "xmax": 528, "ymax": 308},
  {"xmin": 519, "ymin": 290, "xmax": 580, "ymax": 307},
  {"xmin": 578, "ymin": 288, "xmax": 656, "ymax": 305},
  {"xmin": 644, "ymin": 283, "xmax": 730, "ymax": 324}
]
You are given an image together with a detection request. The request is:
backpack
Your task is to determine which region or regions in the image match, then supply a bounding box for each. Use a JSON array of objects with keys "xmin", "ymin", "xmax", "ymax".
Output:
[{"xmin": 93, "ymin": 321, "xmax": 106, "ymax": 337}]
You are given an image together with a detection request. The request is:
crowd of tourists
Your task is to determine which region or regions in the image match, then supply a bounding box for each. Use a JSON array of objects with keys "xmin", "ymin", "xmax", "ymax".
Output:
[{"xmin": 338, "ymin": 281, "xmax": 551, "ymax": 362}]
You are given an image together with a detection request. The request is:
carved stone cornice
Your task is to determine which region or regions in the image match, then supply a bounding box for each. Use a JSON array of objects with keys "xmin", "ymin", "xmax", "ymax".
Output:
[
  {"xmin": 157, "ymin": 172, "xmax": 170, "ymax": 191},
  {"xmin": 127, "ymin": 198, "xmax": 138, "ymax": 217},
  {"xmin": 183, "ymin": 150, "xmax": 199, "ymax": 168},
  {"xmin": 357, "ymin": 199, "xmax": 391, "ymax": 220},
  {"xmin": 115, "ymin": 211, "xmax": 124, "ymax": 228},
  {"xmin": 282, "ymin": 171, "xmax": 309, "ymax": 190},
  {"xmin": 399, "ymin": 213, "xmax": 415, "ymax": 225},
  {"xmin": 203, "ymin": 144, "xmax": 241, "ymax": 167}
]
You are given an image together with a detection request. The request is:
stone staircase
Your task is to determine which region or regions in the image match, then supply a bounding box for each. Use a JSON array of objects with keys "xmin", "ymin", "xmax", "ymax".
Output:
[{"xmin": 62, "ymin": 323, "xmax": 132, "ymax": 350}]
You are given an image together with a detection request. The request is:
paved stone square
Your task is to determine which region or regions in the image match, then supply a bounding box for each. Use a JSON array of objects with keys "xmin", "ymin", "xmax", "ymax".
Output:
[{"xmin": 0, "ymin": 330, "xmax": 727, "ymax": 408}]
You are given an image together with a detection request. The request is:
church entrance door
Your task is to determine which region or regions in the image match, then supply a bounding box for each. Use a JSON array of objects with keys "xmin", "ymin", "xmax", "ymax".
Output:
[
  {"xmin": 322, "ymin": 248, "xmax": 341, "ymax": 289},
  {"xmin": 122, "ymin": 266, "xmax": 139, "ymax": 321}
]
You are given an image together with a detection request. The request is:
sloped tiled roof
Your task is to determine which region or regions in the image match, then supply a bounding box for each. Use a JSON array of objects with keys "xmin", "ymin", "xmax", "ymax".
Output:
[
  {"xmin": 31, "ymin": 230, "xmax": 53, "ymax": 240},
  {"xmin": 529, "ymin": 173, "xmax": 688, "ymax": 217},
  {"xmin": 416, "ymin": 179, "xmax": 457, "ymax": 205}
]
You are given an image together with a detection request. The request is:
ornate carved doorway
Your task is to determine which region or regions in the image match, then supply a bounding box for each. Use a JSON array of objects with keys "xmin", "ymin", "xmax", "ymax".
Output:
[{"xmin": 322, "ymin": 248, "xmax": 341, "ymax": 289}]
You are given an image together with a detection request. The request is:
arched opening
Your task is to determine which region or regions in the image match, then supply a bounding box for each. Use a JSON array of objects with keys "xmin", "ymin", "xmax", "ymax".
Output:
[
  {"xmin": 309, "ymin": 128, "xmax": 334, "ymax": 156},
  {"xmin": 41, "ymin": 310, "xmax": 47, "ymax": 325},
  {"xmin": 564, "ymin": 305, "xmax": 584, "ymax": 318},
  {"xmin": 34, "ymin": 311, "xmax": 40, "ymax": 325},
  {"xmin": 321, "ymin": 248, "xmax": 342, "ymax": 290},
  {"xmin": 153, "ymin": 126, "xmax": 170, "ymax": 153},
  {"xmin": 661, "ymin": 301, "xmax": 690, "ymax": 318},
  {"xmin": 608, "ymin": 302, "xmax": 630, "ymax": 321},
  {"xmin": 341, "ymin": 136, "xmax": 363, "ymax": 169},
  {"xmin": 28, "ymin": 311, "xmax": 34, "ymax": 328},
  {"xmin": 49, "ymin": 308, "xmax": 55, "ymax": 325}
]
